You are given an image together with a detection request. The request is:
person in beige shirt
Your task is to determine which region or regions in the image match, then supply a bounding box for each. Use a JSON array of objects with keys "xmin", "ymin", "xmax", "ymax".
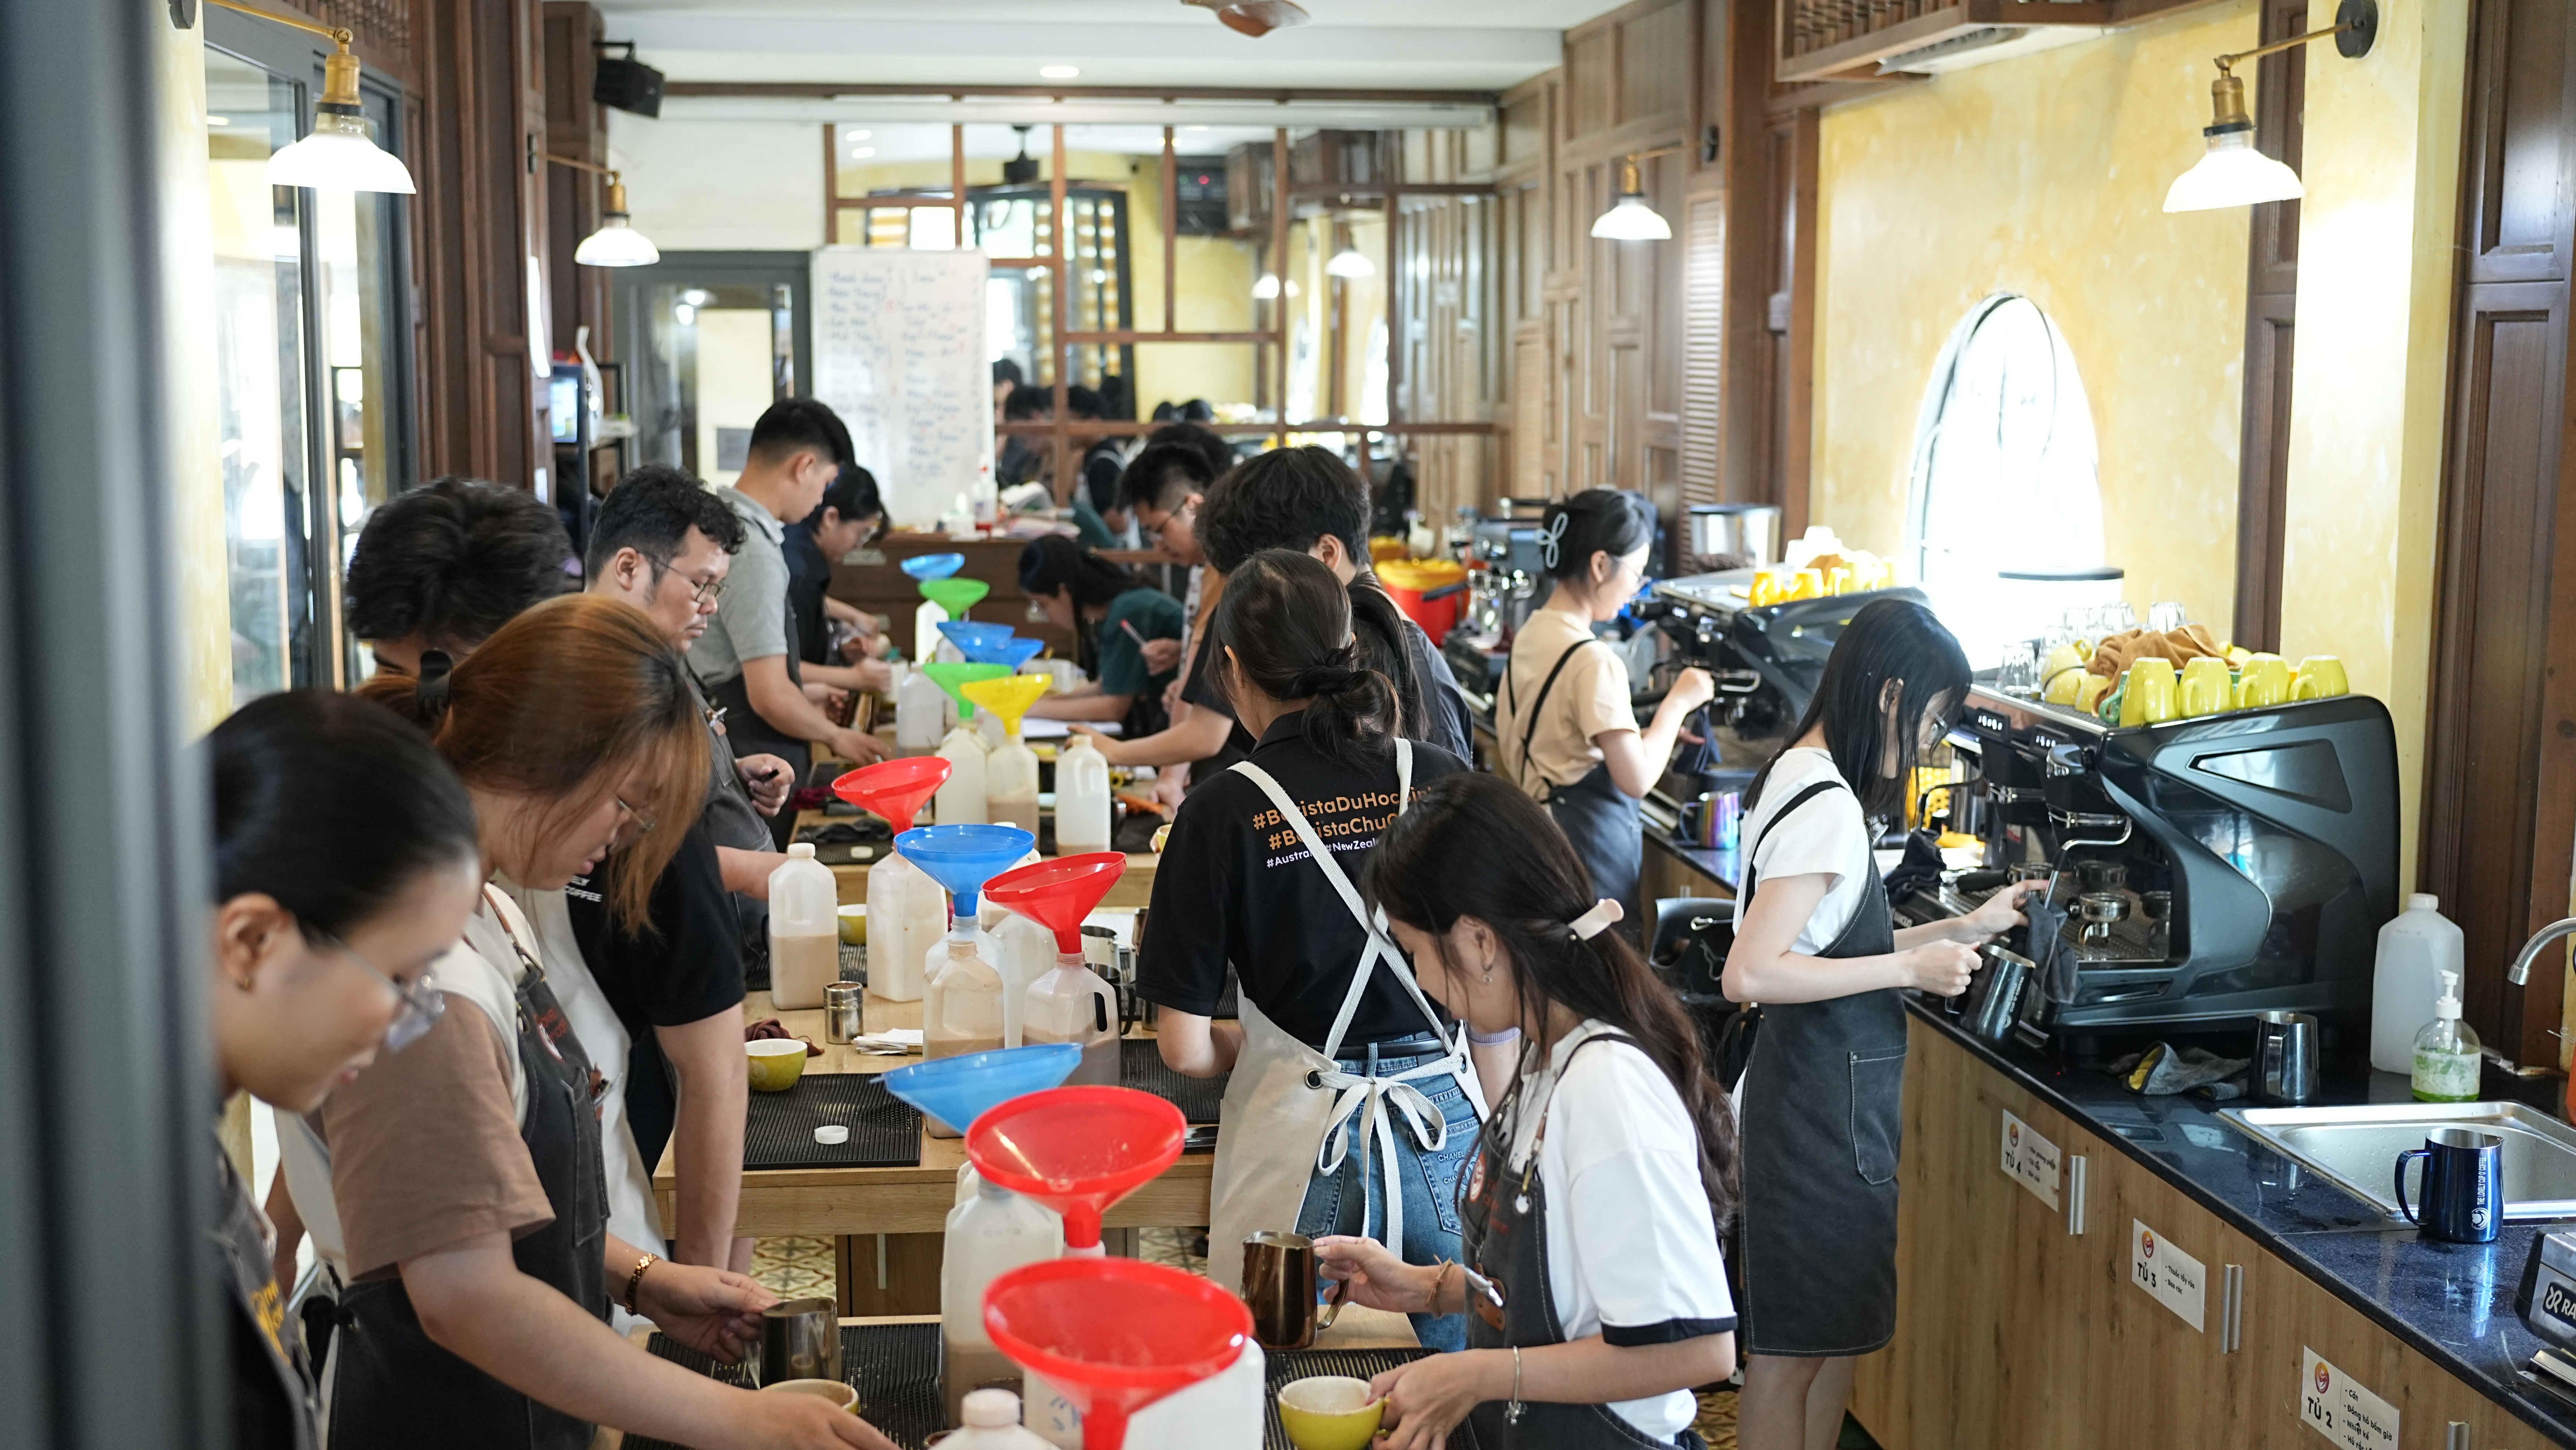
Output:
[{"xmin": 1494, "ymin": 489, "xmax": 1714, "ymax": 915}]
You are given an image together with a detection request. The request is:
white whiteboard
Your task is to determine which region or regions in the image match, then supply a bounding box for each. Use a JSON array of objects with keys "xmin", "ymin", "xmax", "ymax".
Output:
[{"xmin": 809, "ymin": 248, "xmax": 994, "ymax": 528}]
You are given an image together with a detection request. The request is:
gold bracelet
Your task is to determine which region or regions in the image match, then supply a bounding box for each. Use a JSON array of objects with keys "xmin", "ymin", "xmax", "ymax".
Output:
[{"xmin": 623, "ymin": 1252, "xmax": 659, "ymax": 1313}]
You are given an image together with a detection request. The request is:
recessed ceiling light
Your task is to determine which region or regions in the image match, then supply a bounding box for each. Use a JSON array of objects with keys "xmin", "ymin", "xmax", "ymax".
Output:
[
  {"xmin": 847, "ymin": 129, "xmax": 872, "ymax": 143},
  {"xmin": 1184, "ymin": 124, "xmax": 1209, "ymax": 132},
  {"xmin": 1039, "ymin": 64, "xmax": 1081, "ymax": 79},
  {"xmin": 849, "ymin": 147, "xmax": 876, "ymax": 158},
  {"xmin": 205, "ymin": 114, "xmax": 231, "ymax": 126}
]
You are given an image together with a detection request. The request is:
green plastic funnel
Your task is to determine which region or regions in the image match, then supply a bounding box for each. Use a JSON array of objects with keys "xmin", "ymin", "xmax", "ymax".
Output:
[
  {"xmin": 962, "ymin": 674, "xmax": 1052, "ymax": 739},
  {"xmin": 923, "ymin": 661, "xmax": 1011, "ymax": 718},
  {"xmin": 921, "ymin": 577, "xmax": 992, "ymax": 617}
]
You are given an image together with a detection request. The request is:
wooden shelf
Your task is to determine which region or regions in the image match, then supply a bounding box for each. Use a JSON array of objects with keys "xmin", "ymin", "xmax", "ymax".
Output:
[{"xmin": 1775, "ymin": 0, "xmax": 2205, "ymax": 84}]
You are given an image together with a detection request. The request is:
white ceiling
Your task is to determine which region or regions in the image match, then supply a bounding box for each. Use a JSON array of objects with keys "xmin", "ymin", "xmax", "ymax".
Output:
[{"xmin": 598, "ymin": 0, "xmax": 1625, "ymax": 92}]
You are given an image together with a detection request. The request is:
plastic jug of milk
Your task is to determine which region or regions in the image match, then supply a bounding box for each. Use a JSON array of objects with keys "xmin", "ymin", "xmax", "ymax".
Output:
[{"xmin": 766, "ymin": 844, "xmax": 840, "ymax": 1010}]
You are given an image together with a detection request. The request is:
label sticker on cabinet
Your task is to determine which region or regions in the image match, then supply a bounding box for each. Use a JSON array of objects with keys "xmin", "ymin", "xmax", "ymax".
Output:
[
  {"xmin": 2000, "ymin": 1110, "xmax": 2061, "ymax": 1209},
  {"xmin": 2129, "ymin": 1219, "xmax": 2205, "ymax": 1331},
  {"xmin": 2299, "ymin": 1349, "xmax": 2398, "ymax": 1448}
]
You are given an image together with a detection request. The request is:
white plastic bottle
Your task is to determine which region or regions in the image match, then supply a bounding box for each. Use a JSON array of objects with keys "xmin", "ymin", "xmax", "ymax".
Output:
[
  {"xmin": 915, "ymin": 596, "xmax": 950, "ymax": 665},
  {"xmin": 994, "ymin": 914, "xmax": 1056, "ymax": 1049},
  {"xmin": 867, "ymin": 845, "xmax": 947, "ymax": 1003},
  {"xmin": 1120, "ymin": 1339, "xmax": 1266, "ymax": 1450},
  {"xmin": 923, "ymin": 920, "xmax": 1008, "ymax": 1136},
  {"xmin": 1023, "ymin": 957, "xmax": 1120, "ymax": 1088},
  {"xmin": 896, "ymin": 663, "xmax": 949, "ymax": 757},
  {"xmin": 986, "ymin": 735, "xmax": 1041, "ymax": 837},
  {"xmin": 941, "ymin": 1185, "xmax": 1063, "ymax": 1428},
  {"xmin": 2372, "ymin": 893, "xmax": 2464, "ymax": 1075},
  {"xmin": 2412, "ymin": 970, "xmax": 2483, "ymax": 1103},
  {"xmin": 944, "ymin": 1391, "xmax": 1053, "ymax": 1448},
  {"xmin": 766, "ymin": 844, "xmax": 841, "ymax": 1010},
  {"xmin": 936, "ymin": 723, "xmax": 990, "ymax": 825},
  {"xmin": 1053, "ymin": 736, "xmax": 1113, "ymax": 856}
]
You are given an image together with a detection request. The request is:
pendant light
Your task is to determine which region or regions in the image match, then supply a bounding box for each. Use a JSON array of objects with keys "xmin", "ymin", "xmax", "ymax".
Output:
[
  {"xmin": 208, "ymin": 0, "xmax": 414, "ymax": 194},
  {"xmin": 1324, "ymin": 244, "xmax": 1375, "ymax": 279},
  {"xmin": 545, "ymin": 153, "xmax": 661, "ymax": 267},
  {"xmin": 1590, "ymin": 150, "xmax": 1677, "ymax": 240},
  {"xmin": 2164, "ymin": 0, "xmax": 2377, "ymax": 213}
]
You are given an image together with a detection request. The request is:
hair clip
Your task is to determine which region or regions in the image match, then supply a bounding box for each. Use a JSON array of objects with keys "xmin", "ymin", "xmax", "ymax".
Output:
[
  {"xmin": 1569, "ymin": 897, "xmax": 1624, "ymax": 940},
  {"xmin": 1537, "ymin": 511, "xmax": 1570, "ymax": 571},
  {"xmin": 416, "ymin": 650, "xmax": 455, "ymax": 719}
]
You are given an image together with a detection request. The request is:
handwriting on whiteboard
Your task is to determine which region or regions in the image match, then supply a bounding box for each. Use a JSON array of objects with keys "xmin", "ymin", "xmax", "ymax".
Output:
[{"xmin": 810, "ymin": 249, "xmax": 995, "ymax": 528}]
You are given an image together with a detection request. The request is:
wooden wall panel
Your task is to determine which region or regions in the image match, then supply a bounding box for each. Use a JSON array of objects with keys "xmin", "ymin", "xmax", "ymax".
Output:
[
  {"xmin": 2233, "ymin": 0, "xmax": 2307, "ymax": 651},
  {"xmin": 540, "ymin": 2, "xmax": 609, "ymax": 375},
  {"xmin": 2424, "ymin": 0, "xmax": 2576, "ymax": 1063}
]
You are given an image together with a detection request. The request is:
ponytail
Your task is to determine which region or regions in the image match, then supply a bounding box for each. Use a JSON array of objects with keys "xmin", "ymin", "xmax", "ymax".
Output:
[
  {"xmin": 1210, "ymin": 549, "xmax": 1398, "ymax": 766},
  {"xmin": 1343, "ymin": 579, "xmax": 1424, "ymax": 746}
]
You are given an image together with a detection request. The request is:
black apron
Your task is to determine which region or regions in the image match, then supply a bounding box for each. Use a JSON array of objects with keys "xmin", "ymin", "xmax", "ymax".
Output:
[
  {"xmin": 216, "ymin": 1147, "xmax": 321, "ymax": 1450},
  {"xmin": 707, "ymin": 596, "xmax": 812, "ymax": 850},
  {"xmin": 329, "ymin": 905, "xmax": 611, "ymax": 1450},
  {"xmin": 1462, "ymin": 1033, "xmax": 1709, "ymax": 1450},
  {"xmin": 1506, "ymin": 640, "xmax": 1643, "ymax": 913},
  {"xmin": 1734, "ymin": 779, "xmax": 1905, "ymax": 1356}
]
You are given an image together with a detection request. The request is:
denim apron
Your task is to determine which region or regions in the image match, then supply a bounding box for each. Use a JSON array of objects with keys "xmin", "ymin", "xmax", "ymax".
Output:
[
  {"xmin": 1462, "ymin": 1033, "xmax": 1707, "ymax": 1449},
  {"xmin": 1505, "ymin": 639, "xmax": 1642, "ymax": 912},
  {"xmin": 329, "ymin": 891, "xmax": 610, "ymax": 1450},
  {"xmin": 216, "ymin": 1147, "xmax": 320, "ymax": 1450},
  {"xmin": 1734, "ymin": 781, "xmax": 1905, "ymax": 1356}
]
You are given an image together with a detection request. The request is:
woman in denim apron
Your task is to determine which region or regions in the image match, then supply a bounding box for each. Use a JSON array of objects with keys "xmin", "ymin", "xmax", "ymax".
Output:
[
  {"xmin": 1316, "ymin": 772, "xmax": 1742, "ymax": 1449},
  {"xmin": 1720, "ymin": 599, "xmax": 2040, "ymax": 1450},
  {"xmin": 1495, "ymin": 490, "xmax": 1713, "ymax": 920}
]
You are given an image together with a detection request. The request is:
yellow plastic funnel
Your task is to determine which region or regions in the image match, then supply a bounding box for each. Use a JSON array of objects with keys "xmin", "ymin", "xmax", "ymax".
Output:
[
  {"xmin": 923, "ymin": 660, "xmax": 1011, "ymax": 718},
  {"xmin": 962, "ymin": 673, "xmax": 1052, "ymax": 738}
]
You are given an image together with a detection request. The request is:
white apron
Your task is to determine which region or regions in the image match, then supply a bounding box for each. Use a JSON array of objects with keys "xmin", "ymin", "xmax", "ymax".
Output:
[{"xmin": 1203, "ymin": 739, "xmax": 1483, "ymax": 1296}]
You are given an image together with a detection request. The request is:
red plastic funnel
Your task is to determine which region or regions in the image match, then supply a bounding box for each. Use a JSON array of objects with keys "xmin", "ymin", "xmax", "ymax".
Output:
[
  {"xmin": 985, "ymin": 853, "xmax": 1128, "ymax": 957},
  {"xmin": 832, "ymin": 756, "xmax": 952, "ymax": 833},
  {"xmin": 983, "ymin": 1257, "xmax": 1251, "ymax": 1450},
  {"xmin": 965, "ymin": 1086, "xmax": 1184, "ymax": 1251}
]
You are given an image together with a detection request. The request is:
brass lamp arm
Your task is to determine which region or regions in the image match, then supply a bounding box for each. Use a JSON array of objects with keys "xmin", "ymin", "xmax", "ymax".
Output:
[
  {"xmin": 2215, "ymin": 17, "xmax": 2359, "ymax": 76},
  {"xmin": 204, "ymin": 0, "xmax": 352, "ymax": 51},
  {"xmin": 543, "ymin": 152, "xmax": 622, "ymax": 186}
]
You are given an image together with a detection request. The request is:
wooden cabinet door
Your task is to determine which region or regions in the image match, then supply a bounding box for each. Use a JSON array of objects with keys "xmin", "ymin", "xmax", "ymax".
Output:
[{"xmin": 2074, "ymin": 1142, "xmax": 2260, "ymax": 1447}]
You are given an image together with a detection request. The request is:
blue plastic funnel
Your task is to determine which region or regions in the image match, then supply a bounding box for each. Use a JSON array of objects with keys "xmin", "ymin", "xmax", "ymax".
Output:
[
  {"xmin": 962, "ymin": 635, "xmax": 1047, "ymax": 671},
  {"xmin": 897, "ymin": 824, "xmax": 1038, "ymax": 917},
  {"xmin": 902, "ymin": 552, "xmax": 966, "ymax": 581},
  {"xmin": 939, "ymin": 620, "xmax": 1017, "ymax": 655},
  {"xmin": 881, "ymin": 1044, "xmax": 1080, "ymax": 1136}
]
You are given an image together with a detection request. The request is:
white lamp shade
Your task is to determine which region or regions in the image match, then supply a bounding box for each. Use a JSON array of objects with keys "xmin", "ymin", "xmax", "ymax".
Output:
[
  {"xmin": 574, "ymin": 215, "xmax": 661, "ymax": 267},
  {"xmin": 1252, "ymin": 273, "xmax": 1280, "ymax": 299},
  {"xmin": 1591, "ymin": 193, "xmax": 1672, "ymax": 240},
  {"xmin": 1324, "ymin": 246, "xmax": 1375, "ymax": 279},
  {"xmin": 266, "ymin": 112, "xmax": 415, "ymax": 194},
  {"xmin": 2163, "ymin": 129, "xmax": 2303, "ymax": 213}
]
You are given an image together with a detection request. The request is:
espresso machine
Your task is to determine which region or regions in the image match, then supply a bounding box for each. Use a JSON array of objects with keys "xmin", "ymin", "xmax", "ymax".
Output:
[
  {"xmin": 1901, "ymin": 684, "xmax": 2400, "ymax": 1048},
  {"xmin": 1441, "ymin": 504, "xmax": 1554, "ymax": 697},
  {"xmin": 1639, "ymin": 570, "xmax": 1929, "ymax": 744}
]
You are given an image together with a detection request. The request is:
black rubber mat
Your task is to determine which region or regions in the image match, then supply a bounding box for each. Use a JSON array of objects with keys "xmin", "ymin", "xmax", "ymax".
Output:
[
  {"xmin": 625, "ymin": 1322, "xmax": 945, "ymax": 1449},
  {"xmin": 1123, "ymin": 1036, "xmax": 1227, "ymax": 1124},
  {"xmin": 1266, "ymin": 1346, "xmax": 1478, "ymax": 1449},
  {"xmin": 744, "ymin": 1072, "xmax": 920, "ymax": 1171}
]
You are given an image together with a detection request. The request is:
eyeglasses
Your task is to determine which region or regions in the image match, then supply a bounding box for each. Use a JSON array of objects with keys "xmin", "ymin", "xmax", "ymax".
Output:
[
  {"xmin": 649, "ymin": 556, "xmax": 728, "ymax": 606},
  {"xmin": 316, "ymin": 929, "xmax": 444, "ymax": 1052},
  {"xmin": 613, "ymin": 794, "xmax": 658, "ymax": 846}
]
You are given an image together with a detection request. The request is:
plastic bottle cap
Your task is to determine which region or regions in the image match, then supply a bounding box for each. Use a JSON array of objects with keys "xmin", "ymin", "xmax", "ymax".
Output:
[
  {"xmin": 961, "ymin": 1388, "xmax": 1022, "ymax": 1428},
  {"xmin": 2408, "ymin": 892, "xmax": 2440, "ymax": 913},
  {"xmin": 789, "ymin": 843, "xmax": 816, "ymax": 859},
  {"xmin": 813, "ymin": 1125, "xmax": 849, "ymax": 1146},
  {"xmin": 2437, "ymin": 969, "xmax": 2463, "ymax": 1016}
]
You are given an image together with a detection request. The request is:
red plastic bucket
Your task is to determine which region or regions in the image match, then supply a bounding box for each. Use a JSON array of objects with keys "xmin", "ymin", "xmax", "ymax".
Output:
[{"xmin": 1377, "ymin": 559, "xmax": 1468, "ymax": 643}]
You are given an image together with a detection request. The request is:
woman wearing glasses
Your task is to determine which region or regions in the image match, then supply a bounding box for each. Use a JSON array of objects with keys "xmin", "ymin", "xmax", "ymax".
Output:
[
  {"xmin": 306, "ymin": 594, "xmax": 890, "ymax": 1450},
  {"xmin": 1491, "ymin": 489, "xmax": 1714, "ymax": 918},
  {"xmin": 1319, "ymin": 772, "xmax": 1739, "ymax": 1450},
  {"xmin": 208, "ymin": 690, "xmax": 485, "ymax": 1450}
]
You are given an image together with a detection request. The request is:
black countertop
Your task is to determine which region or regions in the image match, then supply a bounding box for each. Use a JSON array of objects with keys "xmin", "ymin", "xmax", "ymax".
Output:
[{"xmin": 1911, "ymin": 1000, "xmax": 2576, "ymax": 1445}]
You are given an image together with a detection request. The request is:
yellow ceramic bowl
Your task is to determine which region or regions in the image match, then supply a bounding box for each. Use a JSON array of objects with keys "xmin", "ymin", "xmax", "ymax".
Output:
[
  {"xmin": 1276, "ymin": 1376, "xmax": 1384, "ymax": 1450},
  {"xmin": 758, "ymin": 1378, "xmax": 858, "ymax": 1413},
  {"xmin": 747, "ymin": 1038, "xmax": 809, "ymax": 1093},
  {"xmin": 838, "ymin": 903, "xmax": 868, "ymax": 946}
]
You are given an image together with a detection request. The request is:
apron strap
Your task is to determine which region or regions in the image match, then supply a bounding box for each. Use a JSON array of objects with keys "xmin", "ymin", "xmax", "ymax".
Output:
[
  {"xmin": 1505, "ymin": 640, "xmax": 1596, "ymax": 791},
  {"xmin": 1737, "ymin": 778, "xmax": 1846, "ymax": 907}
]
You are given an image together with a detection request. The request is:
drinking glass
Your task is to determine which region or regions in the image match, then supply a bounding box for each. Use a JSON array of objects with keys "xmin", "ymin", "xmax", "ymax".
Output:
[
  {"xmin": 2148, "ymin": 601, "xmax": 2187, "ymax": 634},
  {"xmin": 1996, "ymin": 643, "xmax": 2037, "ymax": 698}
]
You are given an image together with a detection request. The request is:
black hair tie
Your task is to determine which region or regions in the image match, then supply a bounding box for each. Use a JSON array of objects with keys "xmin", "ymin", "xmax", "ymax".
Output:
[
  {"xmin": 415, "ymin": 650, "xmax": 456, "ymax": 722},
  {"xmin": 1294, "ymin": 663, "xmax": 1357, "ymax": 697}
]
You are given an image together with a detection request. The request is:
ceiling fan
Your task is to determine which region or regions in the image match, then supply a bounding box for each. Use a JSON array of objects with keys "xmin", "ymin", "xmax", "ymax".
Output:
[{"xmin": 1181, "ymin": 0, "xmax": 1312, "ymax": 38}]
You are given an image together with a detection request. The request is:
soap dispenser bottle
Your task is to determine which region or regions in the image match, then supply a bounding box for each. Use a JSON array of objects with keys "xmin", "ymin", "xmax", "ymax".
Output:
[{"xmin": 2411, "ymin": 970, "xmax": 2482, "ymax": 1103}]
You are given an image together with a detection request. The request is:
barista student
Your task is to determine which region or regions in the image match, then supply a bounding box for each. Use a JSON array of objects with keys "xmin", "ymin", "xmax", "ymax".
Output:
[
  {"xmin": 205, "ymin": 692, "xmax": 485, "ymax": 1450},
  {"xmin": 1324, "ymin": 771, "xmax": 1740, "ymax": 1450},
  {"xmin": 1138, "ymin": 549, "xmax": 1496, "ymax": 1351},
  {"xmin": 787, "ymin": 461, "xmax": 894, "ymax": 697},
  {"xmin": 1493, "ymin": 489, "xmax": 1716, "ymax": 914},
  {"xmin": 1018, "ymin": 534, "xmax": 1184, "ymax": 737},
  {"xmin": 1720, "ymin": 597, "xmax": 2039, "ymax": 1450}
]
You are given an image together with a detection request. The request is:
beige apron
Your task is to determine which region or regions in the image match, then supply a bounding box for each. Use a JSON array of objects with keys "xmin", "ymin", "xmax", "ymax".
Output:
[{"xmin": 1203, "ymin": 739, "xmax": 1482, "ymax": 1295}]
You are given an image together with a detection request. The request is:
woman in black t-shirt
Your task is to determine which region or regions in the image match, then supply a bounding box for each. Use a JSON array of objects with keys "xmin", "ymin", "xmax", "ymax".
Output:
[{"xmin": 1137, "ymin": 550, "xmax": 1494, "ymax": 1353}]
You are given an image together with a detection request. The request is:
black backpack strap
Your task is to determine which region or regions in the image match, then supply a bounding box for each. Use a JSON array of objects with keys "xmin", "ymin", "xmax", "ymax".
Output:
[{"xmin": 1508, "ymin": 639, "xmax": 1598, "ymax": 789}]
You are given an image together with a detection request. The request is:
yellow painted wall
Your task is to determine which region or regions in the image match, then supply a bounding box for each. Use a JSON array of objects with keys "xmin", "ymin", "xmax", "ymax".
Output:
[
  {"xmin": 1812, "ymin": 0, "xmax": 2260, "ymax": 629},
  {"xmin": 159, "ymin": 11, "xmax": 233, "ymax": 735},
  {"xmin": 2275, "ymin": 0, "xmax": 2467, "ymax": 895}
]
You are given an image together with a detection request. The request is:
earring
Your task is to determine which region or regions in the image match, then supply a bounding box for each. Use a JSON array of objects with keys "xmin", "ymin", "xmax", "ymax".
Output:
[
  {"xmin": 234, "ymin": 974, "xmax": 256, "ymax": 993},
  {"xmin": 1481, "ymin": 958, "xmax": 1495, "ymax": 985}
]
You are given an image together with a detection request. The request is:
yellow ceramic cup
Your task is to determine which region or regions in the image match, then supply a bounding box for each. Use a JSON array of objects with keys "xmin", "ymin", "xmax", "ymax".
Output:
[
  {"xmin": 758, "ymin": 1379, "xmax": 858, "ymax": 1413},
  {"xmin": 747, "ymin": 1038, "xmax": 809, "ymax": 1093},
  {"xmin": 2042, "ymin": 665, "xmax": 2085, "ymax": 706},
  {"xmin": 1789, "ymin": 567, "xmax": 1825, "ymax": 601},
  {"xmin": 2179, "ymin": 656, "xmax": 2233, "ymax": 718},
  {"xmin": 1825, "ymin": 565, "xmax": 1854, "ymax": 596},
  {"xmin": 2238, "ymin": 653, "xmax": 2292, "ymax": 709},
  {"xmin": 837, "ymin": 903, "xmax": 867, "ymax": 946},
  {"xmin": 2126, "ymin": 658, "xmax": 2179, "ymax": 725},
  {"xmin": 2293, "ymin": 655, "xmax": 2350, "ymax": 700},
  {"xmin": 2072, "ymin": 672, "xmax": 2112, "ymax": 716},
  {"xmin": 1276, "ymin": 1376, "xmax": 1386, "ymax": 1450},
  {"xmin": 1748, "ymin": 569, "xmax": 1786, "ymax": 607}
]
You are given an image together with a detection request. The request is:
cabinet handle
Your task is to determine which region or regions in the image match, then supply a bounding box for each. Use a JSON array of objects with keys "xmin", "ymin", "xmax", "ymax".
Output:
[
  {"xmin": 2221, "ymin": 1263, "xmax": 2244, "ymax": 1352},
  {"xmin": 2445, "ymin": 1422, "xmax": 2469, "ymax": 1450},
  {"xmin": 2066, "ymin": 1155, "xmax": 2087, "ymax": 1236}
]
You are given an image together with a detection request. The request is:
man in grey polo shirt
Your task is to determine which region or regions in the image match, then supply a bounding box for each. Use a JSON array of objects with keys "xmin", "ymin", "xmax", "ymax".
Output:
[{"xmin": 695, "ymin": 399, "xmax": 887, "ymax": 846}]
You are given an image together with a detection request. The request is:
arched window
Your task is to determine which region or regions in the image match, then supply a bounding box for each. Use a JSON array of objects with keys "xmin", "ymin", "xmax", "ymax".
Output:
[{"xmin": 1903, "ymin": 294, "xmax": 2103, "ymax": 663}]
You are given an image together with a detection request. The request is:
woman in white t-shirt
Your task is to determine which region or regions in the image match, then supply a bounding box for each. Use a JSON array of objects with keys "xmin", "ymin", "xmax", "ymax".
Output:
[
  {"xmin": 1320, "ymin": 771, "xmax": 1738, "ymax": 1450},
  {"xmin": 1495, "ymin": 489, "xmax": 1714, "ymax": 914},
  {"xmin": 1721, "ymin": 597, "xmax": 2039, "ymax": 1450}
]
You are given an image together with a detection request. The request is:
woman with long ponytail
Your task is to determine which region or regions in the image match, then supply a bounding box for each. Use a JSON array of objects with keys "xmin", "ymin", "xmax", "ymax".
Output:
[
  {"xmin": 1319, "ymin": 771, "xmax": 1739, "ymax": 1450},
  {"xmin": 1137, "ymin": 548, "xmax": 1489, "ymax": 1351}
]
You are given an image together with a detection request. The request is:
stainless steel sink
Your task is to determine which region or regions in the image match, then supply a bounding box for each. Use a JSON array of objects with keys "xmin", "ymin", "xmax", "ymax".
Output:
[{"xmin": 2220, "ymin": 1101, "xmax": 2576, "ymax": 1220}]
